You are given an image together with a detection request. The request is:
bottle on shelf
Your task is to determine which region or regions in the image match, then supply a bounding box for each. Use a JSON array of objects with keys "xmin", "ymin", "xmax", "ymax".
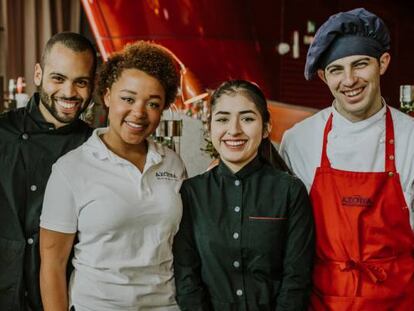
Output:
[{"xmin": 400, "ymin": 85, "xmax": 414, "ymax": 117}]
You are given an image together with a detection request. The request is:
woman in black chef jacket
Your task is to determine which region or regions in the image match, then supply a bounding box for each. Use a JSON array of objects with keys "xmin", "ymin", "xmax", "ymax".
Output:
[{"xmin": 173, "ymin": 80, "xmax": 314, "ymax": 311}]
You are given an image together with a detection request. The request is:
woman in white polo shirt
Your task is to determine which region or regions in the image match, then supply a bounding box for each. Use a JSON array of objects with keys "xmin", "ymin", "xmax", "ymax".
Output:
[{"xmin": 39, "ymin": 41, "xmax": 186, "ymax": 311}]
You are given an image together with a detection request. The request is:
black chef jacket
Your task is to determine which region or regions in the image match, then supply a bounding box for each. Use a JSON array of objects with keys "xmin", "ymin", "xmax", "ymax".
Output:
[
  {"xmin": 173, "ymin": 156, "xmax": 314, "ymax": 311},
  {"xmin": 0, "ymin": 93, "xmax": 92, "ymax": 311}
]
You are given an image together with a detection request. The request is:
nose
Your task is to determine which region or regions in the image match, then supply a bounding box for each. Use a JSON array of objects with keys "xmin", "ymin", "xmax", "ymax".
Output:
[
  {"xmin": 131, "ymin": 101, "xmax": 147, "ymax": 116},
  {"xmin": 227, "ymin": 118, "xmax": 242, "ymax": 136},
  {"xmin": 62, "ymin": 81, "xmax": 77, "ymax": 98},
  {"xmin": 342, "ymin": 68, "xmax": 358, "ymax": 87}
]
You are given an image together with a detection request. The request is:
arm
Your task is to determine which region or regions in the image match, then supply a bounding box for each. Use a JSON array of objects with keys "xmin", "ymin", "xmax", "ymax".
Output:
[
  {"xmin": 40, "ymin": 228, "xmax": 75, "ymax": 311},
  {"xmin": 40, "ymin": 164, "xmax": 79, "ymax": 310},
  {"xmin": 277, "ymin": 178, "xmax": 315, "ymax": 311},
  {"xmin": 173, "ymin": 186, "xmax": 211, "ymax": 311}
]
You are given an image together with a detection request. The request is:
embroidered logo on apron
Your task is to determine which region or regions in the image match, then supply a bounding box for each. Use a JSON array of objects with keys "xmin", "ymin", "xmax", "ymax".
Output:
[{"xmin": 341, "ymin": 195, "xmax": 373, "ymax": 207}]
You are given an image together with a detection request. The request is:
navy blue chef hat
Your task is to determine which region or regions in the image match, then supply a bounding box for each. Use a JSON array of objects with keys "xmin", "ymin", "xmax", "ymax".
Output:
[{"xmin": 304, "ymin": 8, "xmax": 390, "ymax": 80}]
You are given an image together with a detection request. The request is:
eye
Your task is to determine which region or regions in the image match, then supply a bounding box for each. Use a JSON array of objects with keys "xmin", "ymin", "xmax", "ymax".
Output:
[
  {"xmin": 52, "ymin": 76, "xmax": 64, "ymax": 83},
  {"xmin": 75, "ymin": 80, "xmax": 89, "ymax": 88},
  {"xmin": 121, "ymin": 97, "xmax": 134, "ymax": 104},
  {"xmin": 328, "ymin": 68, "xmax": 341, "ymax": 75},
  {"xmin": 147, "ymin": 101, "xmax": 161, "ymax": 109},
  {"xmin": 214, "ymin": 117, "xmax": 228, "ymax": 123},
  {"xmin": 354, "ymin": 62, "xmax": 368, "ymax": 69},
  {"xmin": 241, "ymin": 116, "xmax": 256, "ymax": 123}
]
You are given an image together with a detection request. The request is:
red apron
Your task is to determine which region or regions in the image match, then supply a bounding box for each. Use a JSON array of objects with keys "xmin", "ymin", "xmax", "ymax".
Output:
[{"xmin": 309, "ymin": 107, "xmax": 414, "ymax": 311}]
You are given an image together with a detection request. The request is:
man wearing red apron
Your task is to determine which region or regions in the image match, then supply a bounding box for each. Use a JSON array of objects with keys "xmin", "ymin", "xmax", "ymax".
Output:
[{"xmin": 280, "ymin": 8, "xmax": 414, "ymax": 311}]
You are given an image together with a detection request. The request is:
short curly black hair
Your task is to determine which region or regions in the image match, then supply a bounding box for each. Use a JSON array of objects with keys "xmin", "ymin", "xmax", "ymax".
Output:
[{"xmin": 96, "ymin": 41, "xmax": 179, "ymax": 108}]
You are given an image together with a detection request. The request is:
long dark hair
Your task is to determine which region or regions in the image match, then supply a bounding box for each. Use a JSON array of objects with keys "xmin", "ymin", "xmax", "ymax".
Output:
[{"xmin": 210, "ymin": 80, "xmax": 291, "ymax": 173}]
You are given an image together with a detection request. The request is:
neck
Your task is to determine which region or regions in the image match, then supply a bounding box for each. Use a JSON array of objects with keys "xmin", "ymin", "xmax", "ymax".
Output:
[
  {"xmin": 334, "ymin": 97, "xmax": 384, "ymax": 123},
  {"xmin": 101, "ymin": 131, "xmax": 148, "ymax": 171},
  {"xmin": 221, "ymin": 152, "xmax": 258, "ymax": 173}
]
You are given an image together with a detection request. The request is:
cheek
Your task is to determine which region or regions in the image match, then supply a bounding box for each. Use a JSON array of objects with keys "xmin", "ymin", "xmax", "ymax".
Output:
[
  {"xmin": 78, "ymin": 87, "xmax": 91, "ymax": 100},
  {"xmin": 107, "ymin": 104, "xmax": 126, "ymax": 124},
  {"xmin": 148, "ymin": 110, "xmax": 163, "ymax": 125},
  {"xmin": 210, "ymin": 124, "xmax": 223, "ymax": 138},
  {"xmin": 328, "ymin": 81, "xmax": 340, "ymax": 92},
  {"xmin": 209, "ymin": 125, "xmax": 223, "ymax": 149},
  {"xmin": 324, "ymin": 76, "xmax": 340, "ymax": 91},
  {"xmin": 246, "ymin": 125, "xmax": 264, "ymax": 147},
  {"xmin": 107, "ymin": 109, "xmax": 117, "ymax": 126},
  {"xmin": 40, "ymin": 82, "xmax": 57, "ymax": 95}
]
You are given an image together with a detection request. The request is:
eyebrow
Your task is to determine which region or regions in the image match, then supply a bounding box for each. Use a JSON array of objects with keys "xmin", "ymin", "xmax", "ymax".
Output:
[
  {"xmin": 213, "ymin": 109, "xmax": 258, "ymax": 115},
  {"xmin": 49, "ymin": 72, "xmax": 91, "ymax": 80},
  {"xmin": 326, "ymin": 57, "xmax": 371, "ymax": 71},
  {"xmin": 49, "ymin": 72, "xmax": 67, "ymax": 78},
  {"xmin": 119, "ymin": 89, "xmax": 162, "ymax": 99}
]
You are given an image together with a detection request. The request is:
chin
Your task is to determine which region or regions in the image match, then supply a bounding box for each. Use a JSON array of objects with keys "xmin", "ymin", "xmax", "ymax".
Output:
[
  {"xmin": 223, "ymin": 155, "xmax": 245, "ymax": 164},
  {"xmin": 124, "ymin": 137, "xmax": 146, "ymax": 146}
]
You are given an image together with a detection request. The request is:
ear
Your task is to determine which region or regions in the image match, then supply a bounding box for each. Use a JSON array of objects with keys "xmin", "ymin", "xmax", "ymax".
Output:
[
  {"xmin": 34, "ymin": 63, "xmax": 42, "ymax": 87},
  {"xmin": 103, "ymin": 88, "xmax": 111, "ymax": 108},
  {"xmin": 263, "ymin": 122, "xmax": 271, "ymax": 139},
  {"xmin": 379, "ymin": 52, "xmax": 391, "ymax": 75},
  {"xmin": 317, "ymin": 69, "xmax": 327, "ymax": 84}
]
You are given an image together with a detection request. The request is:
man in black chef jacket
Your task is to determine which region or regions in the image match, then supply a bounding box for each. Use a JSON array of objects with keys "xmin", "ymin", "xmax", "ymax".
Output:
[{"xmin": 0, "ymin": 32, "xmax": 97, "ymax": 311}]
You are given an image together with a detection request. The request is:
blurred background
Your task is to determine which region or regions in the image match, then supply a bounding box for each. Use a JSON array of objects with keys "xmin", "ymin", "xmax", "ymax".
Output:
[{"xmin": 1, "ymin": 0, "xmax": 413, "ymax": 174}]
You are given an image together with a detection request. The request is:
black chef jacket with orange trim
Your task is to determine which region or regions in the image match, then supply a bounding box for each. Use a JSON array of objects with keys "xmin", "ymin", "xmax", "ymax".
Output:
[{"xmin": 173, "ymin": 156, "xmax": 314, "ymax": 311}]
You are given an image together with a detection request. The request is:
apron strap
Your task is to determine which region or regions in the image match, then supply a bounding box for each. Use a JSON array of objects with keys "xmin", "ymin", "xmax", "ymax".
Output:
[
  {"xmin": 385, "ymin": 106, "xmax": 396, "ymax": 173},
  {"xmin": 320, "ymin": 113, "xmax": 333, "ymax": 168},
  {"xmin": 320, "ymin": 106, "xmax": 396, "ymax": 172}
]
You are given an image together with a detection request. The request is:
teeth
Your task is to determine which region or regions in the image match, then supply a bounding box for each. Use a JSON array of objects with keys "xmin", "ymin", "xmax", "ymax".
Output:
[
  {"xmin": 344, "ymin": 88, "xmax": 363, "ymax": 97},
  {"xmin": 225, "ymin": 140, "xmax": 245, "ymax": 146},
  {"xmin": 125, "ymin": 121, "xmax": 143, "ymax": 129},
  {"xmin": 57, "ymin": 101, "xmax": 76, "ymax": 109}
]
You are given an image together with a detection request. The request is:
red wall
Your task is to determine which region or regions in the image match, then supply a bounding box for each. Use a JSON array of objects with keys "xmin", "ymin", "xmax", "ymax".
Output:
[{"xmin": 82, "ymin": 0, "xmax": 414, "ymax": 110}]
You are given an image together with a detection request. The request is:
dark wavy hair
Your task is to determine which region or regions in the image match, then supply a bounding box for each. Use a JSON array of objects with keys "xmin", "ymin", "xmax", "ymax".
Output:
[
  {"xmin": 210, "ymin": 80, "xmax": 291, "ymax": 173},
  {"xmin": 96, "ymin": 41, "xmax": 179, "ymax": 108}
]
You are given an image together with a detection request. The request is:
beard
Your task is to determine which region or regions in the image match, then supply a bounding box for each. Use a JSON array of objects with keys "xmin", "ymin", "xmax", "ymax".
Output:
[{"xmin": 38, "ymin": 85, "xmax": 90, "ymax": 124}]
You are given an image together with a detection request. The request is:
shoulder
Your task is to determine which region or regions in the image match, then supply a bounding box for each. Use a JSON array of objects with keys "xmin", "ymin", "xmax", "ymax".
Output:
[
  {"xmin": 390, "ymin": 107, "xmax": 414, "ymax": 140},
  {"xmin": 284, "ymin": 108, "xmax": 329, "ymax": 139},
  {"xmin": 280, "ymin": 107, "xmax": 329, "ymax": 156},
  {"xmin": 52, "ymin": 144, "xmax": 87, "ymax": 176},
  {"xmin": 282, "ymin": 107, "xmax": 332, "ymax": 144},
  {"xmin": 73, "ymin": 119, "xmax": 94, "ymax": 136},
  {"xmin": 0, "ymin": 107, "xmax": 25, "ymax": 129},
  {"xmin": 262, "ymin": 163, "xmax": 304, "ymax": 186},
  {"xmin": 269, "ymin": 167, "xmax": 308, "ymax": 201},
  {"xmin": 389, "ymin": 107, "xmax": 414, "ymax": 153},
  {"xmin": 181, "ymin": 169, "xmax": 212, "ymax": 193},
  {"xmin": 390, "ymin": 106, "xmax": 414, "ymax": 128},
  {"xmin": 155, "ymin": 143, "xmax": 186, "ymax": 172}
]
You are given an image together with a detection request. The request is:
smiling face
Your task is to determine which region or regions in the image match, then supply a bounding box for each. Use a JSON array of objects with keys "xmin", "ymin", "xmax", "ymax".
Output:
[
  {"xmin": 34, "ymin": 43, "xmax": 94, "ymax": 128},
  {"xmin": 318, "ymin": 53, "xmax": 390, "ymax": 122},
  {"xmin": 103, "ymin": 68, "xmax": 165, "ymax": 153},
  {"xmin": 211, "ymin": 93, "xmax": 268, "ymax": 172}
]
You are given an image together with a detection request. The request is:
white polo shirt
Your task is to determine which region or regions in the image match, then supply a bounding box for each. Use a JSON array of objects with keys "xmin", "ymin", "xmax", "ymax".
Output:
[
  {"xmin": 40, "ymin": 128, "xmax": 186, "ymax": 311},
  {"xmin": 280, "ymin": 104, "xmax": 414, "ymax": 229}
]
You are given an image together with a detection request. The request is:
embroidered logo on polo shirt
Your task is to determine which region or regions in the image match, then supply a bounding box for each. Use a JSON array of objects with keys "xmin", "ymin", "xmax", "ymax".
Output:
[
  {"xmin": 342, "ymin": 195, "xmax": 373, "ymax": 208},
  {"xmin": 155, "ymin": 171, "xmax": 178, "ymax": 181}
]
